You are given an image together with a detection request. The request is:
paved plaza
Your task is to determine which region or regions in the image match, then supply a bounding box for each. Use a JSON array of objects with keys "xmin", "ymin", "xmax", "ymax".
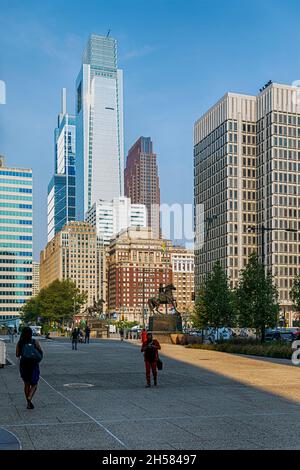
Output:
[{"xmin": 1, "ymin": 337, "xmax": 300, "ymax": 449}]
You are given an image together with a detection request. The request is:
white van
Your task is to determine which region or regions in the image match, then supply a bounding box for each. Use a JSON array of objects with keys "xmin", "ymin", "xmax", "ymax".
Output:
[{"xmin": 30, "ymin": 325, "xmax": 42, "ymax": 336}]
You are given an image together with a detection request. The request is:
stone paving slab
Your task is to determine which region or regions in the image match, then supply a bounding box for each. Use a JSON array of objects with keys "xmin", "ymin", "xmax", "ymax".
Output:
[
  {"xmin": 1, "ymin": 338, "xmax": 300, "ymax": 449},
  {"xmin": 0, "ymin": 428, "xmax": 21, "ymax": 450}
]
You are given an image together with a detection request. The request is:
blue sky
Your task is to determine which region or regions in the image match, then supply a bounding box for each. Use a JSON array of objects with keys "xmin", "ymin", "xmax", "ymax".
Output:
[{"xmin": 1, "ymin": 0, "xmax": 300, "ymax": 259}]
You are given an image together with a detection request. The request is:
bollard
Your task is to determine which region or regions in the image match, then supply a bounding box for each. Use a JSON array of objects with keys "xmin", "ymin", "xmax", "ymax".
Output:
[{"xmin": 0, "ymin": 339, "xmax": 6, "ymax": 368}]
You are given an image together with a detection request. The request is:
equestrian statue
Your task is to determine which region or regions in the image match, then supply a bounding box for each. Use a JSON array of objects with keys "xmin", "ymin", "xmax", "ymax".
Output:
[{"xmin": 148, "ymin": 284, "xmax": 179, "ymax": 315}]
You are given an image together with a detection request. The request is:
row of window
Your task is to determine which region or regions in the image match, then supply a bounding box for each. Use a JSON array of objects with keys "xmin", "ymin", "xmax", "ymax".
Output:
[
  {"xmin": 0, "ymin": 291, "xmax": 32, "ymax": 295},
  {"xmin": 0, "ymin": 202, "xmax": 32, "ymax": 209},
  {"xmin": 0, "ymin": 194, "xmax": 32, "ymax": 201},
  {"xmin": 0, "ymin": 219, "xmax": 32, "ymax": 225},
  {"xmin": 0, "ymin": 187, "xmax": 32, "ymax": 193},
  {"xmin": 0, "ymin": 235, "xmax": 32, "ymax": 241},
  {"xmin": 0, "ymin": 171, "xmax": 31, "ymax": 178},
  {"xmin": 0, "ymin": 179, "xmax": 31, "ymax": 186},
  {"xmin": 0, "ymin": 276, "xmax": 32, "ymax": 280},
  {"xmin": 0, "ymin": 251, "xmax": 32, "ymax": 257},
  {"xmin": 0, "ymin": 226, "xmax": 32, "ymax": 233},
  {"xmin": 0, "ymin": 243, "xmax": 32, "ymax": 249},
  {"xmin": 0, "ymin": 211, "xmax": 32, "ymax": 217}
]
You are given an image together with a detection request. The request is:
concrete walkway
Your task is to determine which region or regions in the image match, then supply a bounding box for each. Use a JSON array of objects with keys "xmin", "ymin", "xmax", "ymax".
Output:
[{"xmin": 1, "ymin": 338, "xmax": 300, "ymax": 449}]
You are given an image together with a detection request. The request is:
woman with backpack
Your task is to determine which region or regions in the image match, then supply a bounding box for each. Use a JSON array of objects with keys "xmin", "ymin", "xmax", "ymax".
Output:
[
  {"xmin": 141, "ymin": 332, "xmax": 161, "ymax": 387},
  {"xmin": 16, "ymin": 326, "xmax": 43, "ymax": 409}
]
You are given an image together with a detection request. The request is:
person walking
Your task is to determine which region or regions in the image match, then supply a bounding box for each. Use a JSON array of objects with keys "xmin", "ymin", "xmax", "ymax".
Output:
[
  {"xmin": 141, "ymin": 328, "xmax": 147, "ymax": 344},
  {"xmin": 85, "ymin": 325, "xmax": 91, "ymax": 344},
  {"xmin": 141, "ymin": 333, "xmax": 161, "ymax": 387},
  {"xmin": 9, "ymin": 327, "xmax": 14, "ymax": 343},
  {"xmin": 119, "ymin": 328, "xmax": 124, "ymax": 341},
  {"xmin": 16, "ymin": 326, "xmax": 43, "ymax": 409},
  {"xmin": 71, "ymin": 328, "xmax": 79, "ymax": 350}
]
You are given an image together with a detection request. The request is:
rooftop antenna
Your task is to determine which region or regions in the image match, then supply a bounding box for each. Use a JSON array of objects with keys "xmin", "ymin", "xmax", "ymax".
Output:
[{"xmin": 106, "ymin": 29, "xmax": 111, "ymax": 38}]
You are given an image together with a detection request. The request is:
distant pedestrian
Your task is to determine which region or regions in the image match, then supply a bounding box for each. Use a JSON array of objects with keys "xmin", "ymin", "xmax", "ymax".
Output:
[
  {"xmin": 9, "ymin": 327, "xmax": 14, "ymax": 343},
  {"xmin": 85, "ymin": 325, "xmax": 91, "ymax": 344},
  {"xmin": 16, "ymin": 326, "xmax": 43, "ymax": 409},
  {"xmin": 119, "ymin": 328, "xmax": 124, "ymax": 341},
  {"xmin": 71, "ymin": 328, "xmax": 79, "ymax": 350},
  {"xmin": 141, "ymin": 333, "xmax": 161, "ymax": 387},
  {"xmin": 141, "ymin": 328, "xmax": 147, "ymax": 344}
]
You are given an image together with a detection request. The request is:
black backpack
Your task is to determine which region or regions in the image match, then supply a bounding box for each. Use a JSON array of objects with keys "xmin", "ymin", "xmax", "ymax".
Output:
[{"xmin": 22, "ymin": 340, "xmax": 42, "ymax": 363}]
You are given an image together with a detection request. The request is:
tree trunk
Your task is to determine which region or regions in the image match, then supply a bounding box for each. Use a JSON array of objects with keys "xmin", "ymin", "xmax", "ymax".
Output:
[{"xmin": 261, "ymin": 324, "xmax": 266, "ymax": 343}]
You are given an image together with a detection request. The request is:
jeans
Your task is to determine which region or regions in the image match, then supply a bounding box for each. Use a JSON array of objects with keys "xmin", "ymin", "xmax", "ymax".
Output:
[{"xmin": 72, "ymin": 340, "xmax": 78, "ymax": 350}]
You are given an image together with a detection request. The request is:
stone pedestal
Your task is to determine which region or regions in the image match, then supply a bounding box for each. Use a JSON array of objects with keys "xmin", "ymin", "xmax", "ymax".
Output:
[{"xmin": 148, "ymin": 314, "xmax": 182, "ymax": 343}]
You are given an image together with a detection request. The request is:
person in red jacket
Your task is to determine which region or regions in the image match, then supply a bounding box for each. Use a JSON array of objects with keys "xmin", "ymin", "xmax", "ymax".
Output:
[
  {"xmin": 141, "ymin": 333, "xmax": 161, "ymax": 387},
  {"xmin": 141, "ymin": 328, "xmax": 147, "ymax": 344}
]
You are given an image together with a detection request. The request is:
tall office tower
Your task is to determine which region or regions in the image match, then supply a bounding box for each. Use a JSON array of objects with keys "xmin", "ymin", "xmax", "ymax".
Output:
[
  {"xmin": 47, "ymin": 89, "xmax": 76, "ymax": 242},
  {"xmin": 0, "ymin": 156, "xmax": 32, "ymax": 327},
  {"xmin": 107, "ymin": 227, "xmax": 172, "ymax": 323},
  {"xmin": 86, "ymin": 196, "xmax": 147, "ymax": 245},
  {"xmin": 32, "ymin": 261, "xmax": 40, "ymax": 297},
  {"xmin": 40, "ymin": 221, "xmax": 106, "ymax": 310},
  {"xmin": 194, "ymin": 92, "xmax": 257, "ymax": 291},
  {"xmin": 170, "ymin": 247, "xmax": 195, "ymax": 314},
  {"xmin": 194, "ymin": 82, "xmax": 300, "ymax": 323},
  {"xmin": 125, "ymin": 137, "xmax": 160, "ymax": 238},
  {"xmin": 76, "ymin": 34, "xmax": 124, "ymax": 220},
  {"xmin": 257, "ymin": 83, "xmax": 300, "ymax": 320}
]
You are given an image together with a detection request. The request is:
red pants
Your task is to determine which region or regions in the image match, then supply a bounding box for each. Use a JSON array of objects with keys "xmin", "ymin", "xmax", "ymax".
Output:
[{"xmin": 145, "ymin": 360, "xmax": 157, "ymax": 385}]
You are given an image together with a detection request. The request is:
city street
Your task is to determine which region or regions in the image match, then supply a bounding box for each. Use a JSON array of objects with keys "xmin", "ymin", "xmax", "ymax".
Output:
[{"xmin": 1, "ymin": 338, "xmax": 300, "ymax": 449}]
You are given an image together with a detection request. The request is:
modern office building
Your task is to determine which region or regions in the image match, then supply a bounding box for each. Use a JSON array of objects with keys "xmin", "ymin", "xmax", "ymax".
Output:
[
  {"xmin": 170, "ymin": 247, "xmax": 195, "ymax": 314},
  {"xmin": 47, "ymin": 89, "xmax": 76, "ymax": 242},
  {"xmin": 0, "ymin": 156, "xmax": 33, "ymax": 326},
  {"xmin": 107, "ymin": 227, "xmax": 172, "ymax": 323},
  {"xmin": 32, "ymin": 261, "xmax": 40, "ymax": 297},
  {"xmin": 194, "ymin": 81, "xmax": 300, "ymax": 323},
  {"xmin": 125, "ymin": 137, "xmax": 160, "ymax": 238},
  {"xmin": 40, "ymin": 221, "xmax": 106, "ymax": 311},
  {"xmin": 76, "ymin": 34, "xmax": 124, "ymax": 220},
  {"xmin": 86, "ymin": 196, "xmax": 147, "ymax": 245}
]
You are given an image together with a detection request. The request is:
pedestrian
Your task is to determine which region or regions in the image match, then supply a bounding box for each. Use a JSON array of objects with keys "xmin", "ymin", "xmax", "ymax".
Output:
[
  {"xmin": 16, "ymin": 326, "xmax": 43, "ymax": 409},
  {"xmin": 85, "ymin": 325, "xmax": 91, "ymax": 344},
  {"xmin": 9, "ymin": 326, "xmax": 15, "ymax": 343},
  {"xmin": 71, "ymin": 327, "xmax": 79, "ymax": 350},
  {"xmin": 119, "ymin": 328, "xmax": 124, "ymax": 341},
  {"xmin": 141, "ymin": 328, "xmax": 147, "ymax": 344},
  {"xmin": 141, "ymin": 333, "xmax": 161, "ymax": 387}
]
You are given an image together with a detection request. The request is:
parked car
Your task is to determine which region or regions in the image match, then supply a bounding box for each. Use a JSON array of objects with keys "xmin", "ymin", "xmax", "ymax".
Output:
[{"xmin": 265, "ymin": 330, "xmax": 294, "ymax": 342}]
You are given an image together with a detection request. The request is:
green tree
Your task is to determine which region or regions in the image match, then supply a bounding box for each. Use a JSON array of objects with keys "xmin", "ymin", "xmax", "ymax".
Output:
[
  {"xmin": 21, "ymin": 296, "xmax": 41, "ymax": 324},
  {"xmin": 21, "ymin": 279, "xmax": 87, "ymax": 327},
  {"xmin": 193, "ymin": 262, "xmax": 235, "ymax": 333},
  {"xmin": 291, "ymin": 275, "xmax": 300, "ymax": 313},
  {"xmin": 236, "ymin": 253, "xmax": 279, "ymax": 342}
]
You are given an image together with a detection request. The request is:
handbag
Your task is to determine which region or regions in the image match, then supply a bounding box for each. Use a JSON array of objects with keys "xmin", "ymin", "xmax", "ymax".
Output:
[{"xmin": 157, "ymin": 356, "xmax": 163, "ymax": 371}]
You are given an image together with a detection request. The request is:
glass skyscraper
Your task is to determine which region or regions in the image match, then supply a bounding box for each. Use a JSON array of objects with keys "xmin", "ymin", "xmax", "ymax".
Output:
[
  {"xmin": 47, "ymin": 89, "xmax": 76, "ymax": 242},
  {"xmin": 75, "ymin": 34, "xmax": 124, "ymax": 220},
  {"xmin": 0, "ymin": 156, "xmax": 33, "ymax": 327}
]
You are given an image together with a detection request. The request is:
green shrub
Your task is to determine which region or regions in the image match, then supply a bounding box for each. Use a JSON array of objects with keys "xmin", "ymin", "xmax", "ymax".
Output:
[{"xmin": 186, "ymin": 342, "xmax": 292, "ymax": 359}]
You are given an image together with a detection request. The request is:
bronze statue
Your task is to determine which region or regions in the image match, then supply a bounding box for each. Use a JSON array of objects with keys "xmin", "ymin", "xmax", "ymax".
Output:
[
  {"xmin": 148, "ymin": 284, "xmax": 179, "ymax": 315},
  {"xmin": 84, "ymin": 298, "xmax": 105, "ymax": 318}
]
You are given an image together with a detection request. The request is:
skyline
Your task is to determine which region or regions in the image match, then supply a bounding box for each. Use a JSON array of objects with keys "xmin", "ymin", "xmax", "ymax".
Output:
[{"xmin": 2, "ymin": 0, "xmax": 300, "ymax": 259}]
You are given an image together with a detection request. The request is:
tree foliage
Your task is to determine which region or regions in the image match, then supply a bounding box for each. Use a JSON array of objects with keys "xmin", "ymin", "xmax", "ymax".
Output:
[
  {"xmin": 235, "ymin": 253, "xmax": 279, "ymax": 342},
  {"xmin": 21, "ymin": 279, "xmax": 87, "ymax": 325},
  {"xmin": 193, "ymin": 262, "xmax": 235, "ymax": 330},
  {"xmin": 291, "ymin": 275, "xmax": 300, "ymax": 312}
]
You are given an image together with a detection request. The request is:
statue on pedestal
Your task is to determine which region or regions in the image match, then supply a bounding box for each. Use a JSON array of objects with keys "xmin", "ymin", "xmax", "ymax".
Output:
[{"xmin": 148, "ymin": 284, "xmax": 178, "ymax": 315}]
